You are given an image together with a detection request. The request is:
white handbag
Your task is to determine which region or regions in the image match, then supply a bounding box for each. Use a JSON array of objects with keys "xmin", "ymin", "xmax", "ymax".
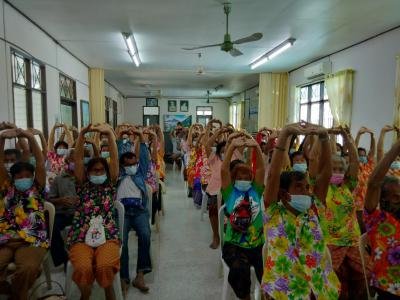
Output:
[{"xmin": 85, "ymin": 216, "xmax": 106, "ymax": 248}]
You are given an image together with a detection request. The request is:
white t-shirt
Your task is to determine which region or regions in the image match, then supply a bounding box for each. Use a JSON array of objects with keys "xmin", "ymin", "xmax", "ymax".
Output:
[{"xmin": 117, "ymin": 177, "xmax": 141, "ymax": 200}]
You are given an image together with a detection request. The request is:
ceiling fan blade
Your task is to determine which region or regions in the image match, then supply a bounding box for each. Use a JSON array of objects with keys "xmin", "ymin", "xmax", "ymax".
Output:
[
  {"xmin": 182, "ymin": 43, "xmax": 222, "ymax": 51},
  {"xmin": 230, "ymin": 48, "xmax": 243, "ymax": 57},
  {"xmin": 232, "ymin": 32, "xmax": 263, "ymax": 45}
]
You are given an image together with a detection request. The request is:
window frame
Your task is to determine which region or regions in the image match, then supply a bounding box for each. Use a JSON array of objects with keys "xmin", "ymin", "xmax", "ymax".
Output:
[
  {"xmin": 299, "ymin": 81, "xmax": 332, "ymax": 128},
  {"xmin": 196, "ymin": 106, "xmax": 213, "ymax": 125},
  {"xmin": 11, "ymin": 49, "xmax": 48, "ymax": 137},
  {"xmin": 59, "ymin": 73, "xmax": 78, "ymax": 127}
]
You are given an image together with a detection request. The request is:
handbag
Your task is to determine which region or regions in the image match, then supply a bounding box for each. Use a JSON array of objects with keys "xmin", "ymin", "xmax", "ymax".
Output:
[{"xmin": 85, "ymin": 215, "xmax": 106, "ymax": 248}]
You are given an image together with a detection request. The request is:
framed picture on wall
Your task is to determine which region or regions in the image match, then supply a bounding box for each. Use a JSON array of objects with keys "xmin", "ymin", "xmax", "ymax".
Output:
[
  {"xmin": 168, "ymin": 100, "xmax": 177, "ymax": 112},
  {"xmin": 163, "ymin": 114, "xmax": 192, "ymax": 132},
  {"xmin": 80, "ymin": 100, "xmax": 90, "ymax": 128},
  {"xmin": 180, "ymin": 100, "xmax": 189, "ymax": 112},
  {"xmin": 146, "ymin": 98, "xmax": 158, "ymax": 107}
]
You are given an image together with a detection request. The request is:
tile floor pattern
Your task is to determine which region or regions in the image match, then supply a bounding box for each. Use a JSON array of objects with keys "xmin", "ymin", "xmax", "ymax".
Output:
[{"xmin": 6, "ymin": 167, "xmax": 224, "ymax": 300}]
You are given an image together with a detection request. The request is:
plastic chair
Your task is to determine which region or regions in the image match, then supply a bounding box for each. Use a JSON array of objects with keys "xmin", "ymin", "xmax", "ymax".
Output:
[
  {"xmin": 159, "ymin": 179, "xmax": 166, "ymax": 216},
  {"xmin": 359, "ymin": 233, "xmax": 374, "ymax": 300},
  {"xmin": 65, "ymin": 201, "xmax": 125, "ymax": 300},
  {"xmin": 200, "ymin": 190, "xmax": 208, "ymax": 221},
  {"xmin": 218, "ymin": 205, "xmax": 261, "ymax": 300}
]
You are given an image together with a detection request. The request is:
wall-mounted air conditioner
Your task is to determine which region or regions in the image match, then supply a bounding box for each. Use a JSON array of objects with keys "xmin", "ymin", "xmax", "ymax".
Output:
[{"xmin": 304, "ymin": 61, "xmax": 332, "ymax": 80}]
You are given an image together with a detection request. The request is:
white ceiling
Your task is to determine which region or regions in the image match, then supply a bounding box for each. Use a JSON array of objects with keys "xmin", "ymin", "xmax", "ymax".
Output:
[{"xmin": 8, "ymin": 0, "xmax": 400, "ymax": 98}]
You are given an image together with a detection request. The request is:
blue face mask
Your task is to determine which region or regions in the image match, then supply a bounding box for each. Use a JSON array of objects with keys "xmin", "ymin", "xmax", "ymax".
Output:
[
  {"xmin": 29, "ymin": 156, "xmax": 36, "ymax": 167},
  {"xmin": 101, "ymin": 151, "xmax": 110, "ymax": 159},
  {"xmin": 125, "ymin": 165, "xmax": 138, "ymax": 176},
  {"xmin": 391, "ymin": 161, "xmax": 400, "ymax": 170},
  {"xmin": 234, "ymin": 180, "xmax": 252, "ymax": 192},
  {"xmin": 14, "ymin": 177, "xmax": 34, "ymax": 192},
  {"xmin": 57, "ymin": 148, "xmax": 68, "ymax": 156},
  {"xmin": 289, "ymin": 194, "xmax": 312, "ymax": 213},
  {"xmin": 293, "ymin": 163, "xmax": 307, "ymax": 173},
  {"xmin": 89, "ymin": 174, "xmax": 107, "ymax": 185},
  {"xmin": 84, "ymin": 157, "xmax": 91, "ymax": 165},
  {"xmin": 359, "ymin": 156, "xmax": 368, "ymax": 164}
]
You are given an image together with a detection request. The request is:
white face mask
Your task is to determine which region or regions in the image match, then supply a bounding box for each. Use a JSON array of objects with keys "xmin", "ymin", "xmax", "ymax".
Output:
[
  {"xmin": 289, "ymin": 194, "xmax": 312, "ymax": 213},
  {"xmin": 4, "ymin": 162, "xmax": 13, "ymax": 173},
  {"xmin": 211, "ymin": 146, "xmax": 217, "ymax": 153},
  {"xmin": 192, "ymin": 141, "xmax": 197, "ymax": 146},
  {"xmin": 57, "ymin": 148, "xmax": 68, "ymax": 156}
]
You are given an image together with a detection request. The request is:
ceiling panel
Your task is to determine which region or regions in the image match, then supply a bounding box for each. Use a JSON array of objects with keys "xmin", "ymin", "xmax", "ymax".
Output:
[{"xmin": 8, "ymin": 0, "xmax": 400, "ymax": 97}]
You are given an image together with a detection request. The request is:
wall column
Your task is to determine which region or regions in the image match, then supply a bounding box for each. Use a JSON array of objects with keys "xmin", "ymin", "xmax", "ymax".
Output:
[{"xmin": 89, "ymin": 68, "xmax": 105, "ymax": 124}]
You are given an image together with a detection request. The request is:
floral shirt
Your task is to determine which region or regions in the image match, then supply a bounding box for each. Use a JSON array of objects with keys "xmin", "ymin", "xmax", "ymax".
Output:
[
  {"xmin": 364, "ymin": 209, "xmax": 400, "ymax": 296},
  {"xmin": 0, "ymin": 183, "xmax": 49, "ymax": 248},
  {"xmin": 47, "ymin": 151, "xmax": 67, "ymax": 175},
  {"xmin": 156, "ymin": 142, "xmax": 165, "ymax": 180},
  {"xmin": 146, "ymin": 160, "xmax": 159, "ymax": 193},
  {"xmin": 66, "ymin": 181, "xmax": 119, "ymax": 247},
  {"xmin": 353, "ymin": 158, "xmax": 375, "ymax": 210},
  {"xmin": 317, "ymin": 179, "xmax": 361, "ymax": 247},
  {"xmin": 221, "ymin": 182, "xmax": 264, "ymax": 248},
  {"xmin": 262, "ymin": 202, "xmax": 340, "ymax": 300},
  {"xmin": 199, "ymin": 146, "xmax": 211, "ymax": 185}
]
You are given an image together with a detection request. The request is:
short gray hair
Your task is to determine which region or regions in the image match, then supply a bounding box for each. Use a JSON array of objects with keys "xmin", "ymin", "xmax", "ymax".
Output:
[{"xmin": 331, "ymin": 154, "xmax": 348, "ymax": 171}]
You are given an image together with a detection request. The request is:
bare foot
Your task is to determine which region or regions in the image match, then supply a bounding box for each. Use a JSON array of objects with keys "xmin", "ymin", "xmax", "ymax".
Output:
[{"xmin": 209, "ymin": 238, "xmax": 220, "ymax": 249}]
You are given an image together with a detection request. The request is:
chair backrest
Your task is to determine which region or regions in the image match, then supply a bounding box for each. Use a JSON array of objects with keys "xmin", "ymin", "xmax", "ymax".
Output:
[
  {"xmin": 218, "ymin": 205, "xmax": 226, "ymax": 250},
  {"xmin": 359, "ymin": 233, "xmax": 372, "ymax": 300},
  {"xmin": 114, "ymin": 201, "xmax": 125, "ymax": 242},
  {"xmin": 44, "ymin": 201, "xmax": 55, "ymax": 241}
]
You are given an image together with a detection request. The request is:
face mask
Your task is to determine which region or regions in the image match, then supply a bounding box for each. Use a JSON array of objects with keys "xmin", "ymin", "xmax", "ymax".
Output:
[
  {"xmin": 89, "ymin": 174, "xmax": 107, "ymax": 185},
  {"xmin": 84, "ymin": 157, "xmax": 91, "ymax": 165},
  {"xmin": 289, "ymin": 194, "xmax": 312, "ymax": 213},
  {"xmin": 359, "ymin": 156, "xmax": 368, "ymax": 164},
  {"xmin": 289, "ymin": 148, "xmax": 296, "ymax": 155},
  {"xmin": 68, "ymin": 162, "xmax": 75, "ymax": 171},
  {"xmin": 293, "ymin": 163, "xmax": 307, "ymax": 173},
  {"xmin": 4, "ymin": 162, "xmax": 13, "ymax": 173},
  {"xmin": 220, "ymin": 154, "xmax": 225, "ymax": 161},
  {"xmin": 57, "ymin": 148, "xmax": 68, "ymax": 156},
  {"xmin": 14, "ymin": 177, "xmax": 34, "ymax": 192},
  {"xmin": 192, "ymin": 141, "xmax": 197, "ymax": 147},
  {"xmin": 125, "ymin": 165, "xmax": 138, "ymax": 176},
  {"xmin": 390, "ymin": 161, "xmax": 400, "ymax": 170},
  {"xmin": 101, "ymin": 151, "xmax": 110, "ymax": 159},
  {"xmin": 234, "ymin": 180, "xmax": 252, "ymax": 192},
  {"xmin": 330, "ymin": 173, "xmax": 345, "ymax": 185},
  {"xmin": 29, "ymin": 156, "xmax": 36, "ymax": 167},
  {"xmin": 122, "ymin": 138, "xmax": 129, "ymax": 144},
  {"xmin": 211, "ymin": 147, "xmax": 217, "ymax": 153}
]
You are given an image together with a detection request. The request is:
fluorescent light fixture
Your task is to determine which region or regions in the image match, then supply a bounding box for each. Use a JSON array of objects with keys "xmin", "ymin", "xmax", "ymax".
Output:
[
  {"xmin": 122, "ymin": 33, "xmax": 141, "ymax": 67},
  {"xmin": 250, "ymin": 38, "xmax": 295, "ymax": 70}
]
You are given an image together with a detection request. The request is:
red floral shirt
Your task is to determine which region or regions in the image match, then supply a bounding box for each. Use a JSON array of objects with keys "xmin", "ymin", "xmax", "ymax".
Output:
[
  {"xmin": 364, "ymin": 209, "xmax": 400, "ymax": 296},
  {"xmin": 353, "ymin": 158, "xmax": 375, "ymax": 210},
  {"xmin": 47, "ymin": 151, "xmax": 67, "ymax": 175}
]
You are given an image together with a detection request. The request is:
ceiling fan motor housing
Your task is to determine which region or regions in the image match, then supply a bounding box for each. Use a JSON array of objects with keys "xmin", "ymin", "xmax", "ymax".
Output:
[{"xmin": 221, "ymin": 33, "xmax": 233, "ymax": 52}]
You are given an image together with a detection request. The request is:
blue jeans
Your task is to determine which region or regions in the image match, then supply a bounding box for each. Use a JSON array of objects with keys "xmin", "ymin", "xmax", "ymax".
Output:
[{"xmin": 120, "ymin": 208, "xmax": 152, "ymax": 282}]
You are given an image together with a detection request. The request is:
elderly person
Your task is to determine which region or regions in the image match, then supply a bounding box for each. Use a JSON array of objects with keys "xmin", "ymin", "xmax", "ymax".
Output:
[
  {"xmin": 364, "ymin": 137, "xmax": 400, "ymax": 300},
  {"xmin": 0, "ymin": 128, "xmax": 48, "ymax": 300},
  {"xmin": 48, "ymin": 148, "xmax": 78, "ymax": 268},
  {"xmin": 318, "ymin": 126, "xmax": 371, "ymax": 299},
  {"xmin": 66, "ymin": 124, "xmax": 120, "ymax": 300},
  {"xmin": 262, "ymin": 122, "xmax": 340, "ymax": 300},
  {"xmin": 47, "ymin": 123, "xmax": 73, "ymax": 175},
  {"xmin": 220, "ymin": 133, "xmax": 265, "ymax": 300}
]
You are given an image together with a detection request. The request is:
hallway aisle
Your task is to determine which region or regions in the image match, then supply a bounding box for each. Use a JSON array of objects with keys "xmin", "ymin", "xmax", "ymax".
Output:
[{"xmin": 139, "ymin": 168, "xmax": 223, "ymax": 299}]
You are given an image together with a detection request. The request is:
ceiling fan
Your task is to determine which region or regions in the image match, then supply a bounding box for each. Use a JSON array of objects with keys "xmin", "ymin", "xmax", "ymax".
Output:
[{"xmin": 182, "ymin": 2, "xmax": 263, "ymax": 57}]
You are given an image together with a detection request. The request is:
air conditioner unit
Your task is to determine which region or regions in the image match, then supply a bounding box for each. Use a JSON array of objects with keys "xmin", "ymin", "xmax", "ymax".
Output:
[{"xmin": 304, "ymin": 61, "xmax": 332, "ymax": 80}]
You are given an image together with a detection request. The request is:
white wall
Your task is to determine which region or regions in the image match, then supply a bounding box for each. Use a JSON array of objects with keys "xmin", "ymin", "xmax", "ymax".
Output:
[
  {"xmin": 0, "ymin": 0, "xmax": 89, "ymax": 132},
  {"xmin": 105, "ymin": 81, "xmax": 126, "ymax": 124},
  {"xmin": 124, "ymin": 97, "xmax": 230, "ymax": 131},
  {"xmin": 288, "ymin": 27, "xmax": 400, "ymax": 150}
]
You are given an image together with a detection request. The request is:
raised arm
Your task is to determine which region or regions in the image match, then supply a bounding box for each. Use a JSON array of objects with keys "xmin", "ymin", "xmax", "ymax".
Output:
[
  {"xmin": 48, "ymin": 123, "xmax": 61, "ymax": 152},
  {"xmin": 221, "ymin": 138, "xmax": 243, "ymax": 189},
  {"xmin": 0, "ymin": 129, "xmax": 17, "ymax": 182},
  {"xmin": 245, "ymin": 138, "xmax": 265, "ymax": 187},
  {"xmin": 153, "ymin": 125, "xmax": 164, "ymax": 156},
  {"xmin": 365, "ymin": 138, "xmax": 400, "ymax": 212},
  {"xmin": 62, "ymin": 124, "xmax": 74, "ymax": 148},
  {"xmin": 28, "ymin": 128, "xmax": 48, "ymax": 159},
  {"xmin": 342, "ymin": 127, "xmax": 359, "ymax": 181},
  {"xmin": 264, "ymin": 124, "xmax": 300, "ymax": 207},
  {"xmin": 377, "ymin": 125, "xmax": 394, "ymax": 162},
  {"xmin": 313, "ymin": 127, "xmax": 332, "ymax": 204},
  {"xmin": 95, "ymin": 124, "xmax": 119, "ymax": 183},
  {"xmin": 16, "ymin": 137, "xmax": 31, "ymax": 163},
  {"xmin": 74, "ymin": 125, "xmax": 90, "ymax": 184},
  {"xmin": 367, "ymin": 128, "xmax": 376, "ymax": 160},
  {"xmin": 17, "ymin": 129, "xmax": 46, "ymax": 188}
]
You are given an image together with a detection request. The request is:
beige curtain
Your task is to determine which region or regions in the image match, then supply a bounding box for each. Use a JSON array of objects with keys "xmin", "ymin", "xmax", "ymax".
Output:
[
  {"xmin": 89, "ymin": 68, "xmax": 105, "ymax": 124},
  {"xmin": 258, "ymin": 72, "xmax": 288, "ymax": 129},
  {"xmin": 237, "ymin": 101, "xmax": 244, "ymax": 130},
  {"xmin": 325, "ymin": 69, "xmax": 354, "ymax": 127},
  {"xmin": 394, "ymin": 55, "xmax": 400, "ymax": 128}
]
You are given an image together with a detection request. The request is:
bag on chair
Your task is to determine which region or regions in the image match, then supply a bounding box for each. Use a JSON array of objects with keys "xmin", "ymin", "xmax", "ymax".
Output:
[{"xmin": 85, "ymin": 216, "xmax": 106, "ymax": 248}]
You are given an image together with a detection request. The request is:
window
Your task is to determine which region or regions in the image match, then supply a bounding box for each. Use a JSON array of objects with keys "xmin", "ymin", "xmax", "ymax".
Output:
[
  {"xmin": 196, "ymin": 106, "xmax": 213, "ymax": 126},
  {"xmin": 105, "ymin": 97, "xmax": 111, "ymax": 124},
  {"xmin": 11, "ymin": 51, "xmax": 47, "ymax": 135},
  {"xmin": 112, "ymin": 100, "xmax": 118, "ymax": 129},
  {"xmin": 60, "ymin": 74, "xmax": 77, "ymax": 127},
  {"xmin": 105, "ymin": 97, "xmax": 118, "ymax": 128},
  {"xmin": 299, "ymin": 81, "xmax": 333, "ymax": 128}
]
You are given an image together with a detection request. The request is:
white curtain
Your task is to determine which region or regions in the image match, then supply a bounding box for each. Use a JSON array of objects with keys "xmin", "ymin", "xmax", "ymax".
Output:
[{"xmin": 325, "ymin": 69, "xmax": 354, "ymax": 127}]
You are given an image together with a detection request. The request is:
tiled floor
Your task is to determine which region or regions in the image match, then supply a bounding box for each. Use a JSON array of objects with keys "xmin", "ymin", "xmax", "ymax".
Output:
[{"xmin": 16, "ymin": 167, "xmax": 223, "ymax": 300}]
